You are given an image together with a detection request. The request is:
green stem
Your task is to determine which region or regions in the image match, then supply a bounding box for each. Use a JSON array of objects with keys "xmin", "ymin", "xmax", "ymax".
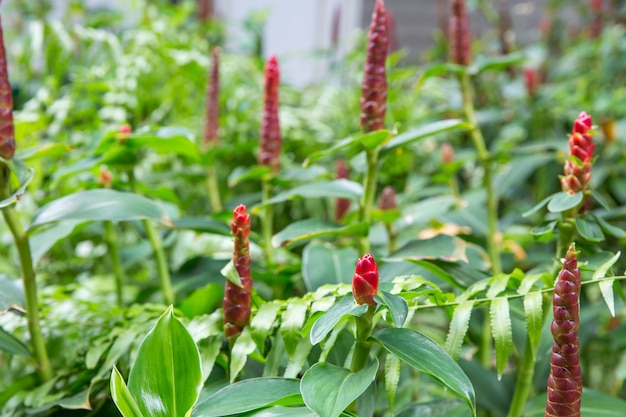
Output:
[
  {"xmin": 127, "ymin": 170, "xmax": 174, "ymax": 305},
  {"xmin": 104, "ymin": 221, "xmax": 125, "ymax": 307},
  {"xmin": 506, "ymin": 294, "xmax": 551, "ymax": 417},
  {"xmin": 348, "ymin": 306, "xmax": 375, "ymax": 413},
  {"xmin": 385, "ymin": 223, "xmax": 397, "ymax": 254},
  {"xmin": 0, "ymin": 164, "xmax": 52, "ymax": 382},
  {"xmin": 459, "ymin": 72, "xmax": 501, "ymax": 275},
  {"xmin": 261, "ymin": 179, "xmax": 275, "ymax": 268},
  {"xmin": 206, "ymin": 164, "xmax": 223, "ymax": 213},
  {"xmin": 358, "ymin": 149, "xmax": 379, "ymax": 255}
]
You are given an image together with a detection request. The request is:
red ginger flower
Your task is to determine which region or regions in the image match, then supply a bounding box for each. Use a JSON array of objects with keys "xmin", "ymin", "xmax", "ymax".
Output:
[
  {"xmin": 258, "ymin": 55, "xmax": 281, "ymax": 172},
  {"xmin": 204, "ymin": 47, "xmax": 220, "ymax": 147},
  {"xmin": 449, "ymin": 0, "xmax": 472, "ymax": 66},
  {"xmin": 352, "ymin": 253, "xmax": 379, "ymax": 306},
  {"xmin": 560, "ymin": 112, "xmax": 595, "ymax": 195},
  {"xmin": 0, "ymin": 13, "xmax": 15, "ymax": 161},
  {"xmin": 335, "ymin": 159, "xmax": 351, "ymax": 222},
  {"xmin": 223, "ymin": 204, "xmax": 253, "ymax": 338},
  {"xmin": 360, "ymin": 0, "xmax": 388, "ymax": 133},
  {"xmin": 545, "ymin": 244, "xmax": 582, "ymax": 417}
]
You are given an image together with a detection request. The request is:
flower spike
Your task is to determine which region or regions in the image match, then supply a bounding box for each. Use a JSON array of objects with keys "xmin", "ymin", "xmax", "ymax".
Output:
[
  {"xmin": 258, "ymin": 55, "xmax": 281, "ymax": 172},
  {"xmin": 0, "ymin": 13, "xmax": 15, "ymax": 161},
  {"xmin": 352, "ymin": 253, "xmax": 379, "ymax": 306},
  {"xmin": 204, "ymin": 47, "xmax": 220, "ymax": 147}
]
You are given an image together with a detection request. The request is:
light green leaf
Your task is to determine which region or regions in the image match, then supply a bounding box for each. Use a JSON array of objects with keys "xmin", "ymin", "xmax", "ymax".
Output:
[
  {"xmin": 523, "ymin": 292, "xmax": 543, "ymax": 358},
  {"xmin": 445, "ymin": 300, "xmax": 474, "ymax": 360},
  {"xmin": 280, "ymin": 299, "xmax": 309, "ymax": 356},
  {"xmin": 575, "ymin": 217, "xmax": 605, "ymax": 242},
  {"xmin": 530, "ymin": 221, "xmax": 557, "ymax": 239},
  {"xmin": 127, "ymin": 127, "xmax": 200, "ymax": 160},
  {"xmin": 228, "ymin": 165, "xmax": 272, "ymax": 186},
  {"xmin": 127, "ymin": 306, "xmax": 203, "ymax": 417},
  {"xmin": 301, "ymin": 359, "xmax": 378, "ymax": 417},
  {"xmin": 220, "ymin": 260, "xmax": 243, "ymax": 288},
  {"xmin": 244, "ymin": 406, "xmax": 317, "ymax": 417},
  {"xmin": 29, "ymin": 220, "xmax": 82, "ymax": 265},
  {"xmin": 230, "ymin": 327, "xmax": 256, "ymax": 382},
  {"xmin": 250, "ymin": 302, "xmax": 282, "ymax": 353},
  {"xmin": 254, "ymin": 180, "xmax": 363, "ymax": 212},
  {"xmin": 372, "ymin": 328, "xmax": 476, "ymax": 415},
  {"xmin": 386, "ymin": 235, "xmax": 468, "ymax": 263},
  {"xmin": 29, "ymin": 190, "xmax": 170, "ymax": 230},
  {"xmin": 310, "ymin": 296, "xmax": 368, "ymax": 345},
  {"xmin": 374, "ymin": 291, "xmax": 408, "ymax": 327},
  {"xmin": 385, "ymin": 354, "xmax": 401, "ymax": 413},
  {"xmin": 413, "ymin": 63, "xmax": 466, "ymax": 90},
  {"xmin": 302, "ymin": 243, "xmax": 358, "ymax": 291},
  {"xmin": 490, "ymin": 297, "xmax": 513, "ymax": 380},
  {"xmin": 284, "ymin": 336, "xmax": 313, "ymax": 378},
  {"xmin": 110, "ymin": 366, "xmax": 145, "ymax": 417},
  {"xmin": 0, "ymin": 327, "xmax": 31, "ymax": 357},
  {"xmin": 592, "ymin": 251, "xmax": 620, "ymax": 316},
  {"xmin": 303, "ymin": 135, "xmax": 358, "ymax": 167},
  {"xmin": 382, "ymin": 119, "xmax": 470, "ymax": 152},
  {"xmin": 470, "ymin": 53, "xmax": 525, "ymax": 74},
  {"xmin": 0, "ymin": 166, "xmax": 34, "ymax": 209},
  {"xmin": 547, "ymin": 191, "xmax": 583, "ymax": 213},
  {"xmin": 273, "ymin": 220, "xmax": 368, "ymax": 248},
  {"xmin": 359, "ymin": 129, "xmax": 394, "ymax": 150},
  {"xmin": 192, "ymin": 378, "xmax": 301, "ymax": 417},
  {"xmin": 16, "ymin": 143, "xmax": 71, "ymax": 161}
]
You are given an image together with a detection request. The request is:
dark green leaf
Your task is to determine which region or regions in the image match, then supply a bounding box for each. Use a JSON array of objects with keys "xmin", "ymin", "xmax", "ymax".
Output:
[
  {"xmin": 374, "ymin": 291, "xmax": 408, "ymax": 327},
  {"xmin": 372, "ymin": 328, "xmax": 476, "ymax": 415},
  {"xmin": 414, "ymin": 63, "xmax": 466, "ymax": 90},
  {"xmin": 386, "ymin": 235, "xmax": 468, "ymax": 263},
  {"xmin": 29, "ymin": 190, "xmax": 170, "ymax": 230},
  {"xmin": 382, "ymin": 120, "xmax": 470, "ymax": 152},
  {"xmin": 273, "ymin": 220, "xmax": 368, "ymax": 247},
  {"xmin": 522, "ymin": 195, "xmax": 551, "ymax": 218},
  {"xmin": 127, "ymin": 306, "xmax": 203, "ymax": 417},
  {"xmin": 547, "ymin": 191, "xmax": 582, "ymax": 213},
  {"xmin": 530, "ymin": 221, "xmax": 557, "ymax": 238},
  {"xmin": 192, "ymin": 378, "xmax": 301, "ymax": 417},
  {"xmin": 29, "ymin": 220, "xmax": 82, "ymax": 265},
  {"xmin": 301, "ymin": 359, "xmax": 378, "ymax": 417},
  {"xmin": 302, "ymin": 243, "xmax": 358, "ymax": 291},
  {"xmin": 593, "ymin": 215, "xmax": 626, "ymax": 238},
  {"xmin": 0, "ymin": 327, "xmax": 31, "ymax": 357},
  {"xmin": 228, "ymin": 165, "xmax": 272, "ymax": 187},
  {"xmin": 310, "ymin": 296, "xmax": 368, "ymax": 345},
  {"xmin": 575, "ymin": 217, "xmax": 605, "ymax": 242},
  {"xmin": 244, "ymin": 406, "xmax": 316, "ymax": 416},
  {"xmin": 470, "ymin": 53, "xmax": 525, "ymax": 74}
]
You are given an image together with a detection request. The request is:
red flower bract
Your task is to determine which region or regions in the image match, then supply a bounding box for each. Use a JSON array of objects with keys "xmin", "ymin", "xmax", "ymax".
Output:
[
  {"xmin": 258, "ymin": 55, "xmax": 281, "ymax": 172},
  {"xmin": 560, "ymin": 112, "xmax": 595, "ymax": 197},
  {"xmin": 0, "ymin": 12, "xmax": 15, "ymax": 161},
  {"xmin": 352, "ymin": 253, "xmax": 379, "ymax": 306},
  {"xmin": 204, "ymin": 47, "xmax": 220, "ymax": 147},
  {"xmin": 449, "ymin": 0, "xmax": 471, "ymax": 66}
]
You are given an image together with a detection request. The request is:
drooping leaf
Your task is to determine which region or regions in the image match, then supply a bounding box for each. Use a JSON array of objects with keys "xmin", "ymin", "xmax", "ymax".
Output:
[
  {"xmin": 445, "ymin": 300, "xmax": 474, "ymax": 360},
  {"xmin": 192, "ymin": 378, "xmax": 301, "ymax": 417},
  {"xmin": 273, "ymin": 220, "xmax": 368, "ymax": 247},
  {"xmin": 523, "ymin": 291, "xmax": 543, "ymax": 357},
  {"xmin": 302, "ymin": 243, "xmax": 358, "ymax": 291},
  {"xmin": 29, "ymin": 220, "xmax": 82, "ymax": 265},
  {"xmin": 530, "ymin": 221, "xmax": 557, "ymax": 239},
  {"xmin": 30, "ymin": 190, "xmax": 170, "ymax": 230},
  {"xmin": 374, "ymin": 291, "xmax": 408, "ymax": 327},
  {"xmin": 229, "ymin": 327, "xmax": 257, "ymax": 382},
  {"xmin": 372, "ymin": 328, "xmax": 476, "ymax": 415},
  {"xmin": 413, "ymin": 63, "xmax": 466, "ymax": 90},
  {"xmin": 310, "ymin": 296, "xmax": 368, "ymax": 345},
  {"xmin": 250, "ymin": 301, "xmax": 282, "ymax": 353},
  {"xmin": 127, "ymin": 306, "xmax": 203, "ymax": 417},
  {"xmin": 110, "ymin": 366, "xmax": 145, "ymax": 417},
  {"xmin": 546, "ymin": 191, "xmax": 583, "ymax": 213},
  {"xmin": 593, "ymin": 215, "xmax": 626, "ymax": 238},
  {"xmin": 15, "ymin": 143, "xmax": 71, "ymax": 161},
  {"xmin": 0, "ymin": 327, "xmax": 31, "ymax": 357},
  {"xmin": 279, "ymin": 299, "xmax": 309, "ymax": 356},
  {"xmin": 382, "ymin": 119, "xmax": 470, "ymax": 152},
  {"xmin": 254, "ymin": 180, "xmax": 363, "ymax": 212},
  {"xmin": 228, "ymin": 165, "xmax": 272, "ymax": 186},
  {"xmin": 470, "ymin": 53, "xmax": 525, "ymax": 74},
  {"xmin": 300, "ymin": 359, "xmax": 378, "ymax": 417},
  {"xmin": 592, "ymin": 251, "xmax": 621, "ymax": 316},
  {"xmin": 489, "ymin": 297, "xmax": 513, "ymax": 380}
]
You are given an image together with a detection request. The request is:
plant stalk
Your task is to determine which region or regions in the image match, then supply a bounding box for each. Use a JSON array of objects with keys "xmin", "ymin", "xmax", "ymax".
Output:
[
  {"xmin": 358, "ymin": 149, "xmax": 379, "ymax": 255},
  {"xmin": 348, "ymin": 306, "xmax": 375, "ymax": 414},
  {"xmin": 127, "ymin": 170, "xmax": 174, "ymax": 305},
  {"xmin": 104, "ymin": 221, "xmax": 125, "ymax": 306},
  {"xmin": 206, "ymin": 164, "xmax": 222, "ymax": 213},
  {"xmin": 0, "ymin": 164, "xmax": 52, "ymax": 382},
  {"xmin": 261, "ymin": 179, "xmax": 275, "ymax": 268}
]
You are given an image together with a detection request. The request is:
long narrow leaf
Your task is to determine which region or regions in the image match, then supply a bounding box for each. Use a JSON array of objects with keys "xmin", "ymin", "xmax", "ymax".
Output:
[
  {"xmin": 490, "ymin": 297, "xmax": 513, "ymax": 380},
  {"xmin": 445, "ymin": 300, "xmax": 474, "ymax": 360}
]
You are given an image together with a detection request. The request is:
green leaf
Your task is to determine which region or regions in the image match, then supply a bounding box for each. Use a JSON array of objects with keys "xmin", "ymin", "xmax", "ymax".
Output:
[
  {"xmin": 358, "ymin": 129, "xmax": 394, "ymax": 150},
  {"xmin": 29, "ymin": 190, "xmax": 170, "ymax": 230},
  {"xmin": 229, "ymin": 327, "xmax": 256, "ymax": 382},
  {"xmin": 445, "ymin": 300, "xmax": 474, "ymax": 360},
  {"xmin": 177, "ymin": 284, "xmax": 223, "ymax": 317},
  {"xmin": 192, "ymin": 378, "xmax": 301, "ymax": 417},
  {"xmin": 29, "ymin": 220, "xmax": 82, "ymax": 265},
  {"xmin": 385, "ymin": 354, "xmax": 401, "ymax": 413},
  {"xmin": 525, "ymin": 388, "xmax": 626, "ymax": 416},
  {"xmin": 302, "ymin": 243, "xmax": 358, "ymax": 291},
  {"xmin": 228, "ymin": 165, "xmax": 272, "ymax": 187},
  {"xmin": 0, "ymin": 327, "xmax": 31, "ymax": 357},
  {"xmin": 382, "ymin": 119, "xmax": 470, "ymax": 152},
  {"xmin": 490, "ymin": 297, "xmax": 513, "ymax": 380},
  {"xmin": 592, "ymin": 251, "xmax": 621, "ymax": 316},
  {"xmin": 374, "ymin": 291, "xmax": 408, "ymax": 327},
  {"xmin": 303, "ymin": 135, "xmax": 357, "ymax": 167},
  {"xmin": 127, "ymin": 127, "xmax": 200, "ymax": 160},
  {"xmin": 593, "ymin": 215, "xmax": 626, "ymax": 238},
  {"xmin": 0, "ymin": 166, "xmax": 34, "ymax": 209},
  {"xmin": 396, "ymin": 400, "xmax": 470, "ymax": 417},
  {"xmin": 172, "ymin": 217, "xmax": 230, "ymax": 235},
  {"xmin": 470, "ymin": 53, "xmax": 525, "ymax": 74},
  {"xmin": 15, "ymin": 143, "xmax": 71, "ymax": 161},
  {"xmin": 300, "ymin": 359, "xmax": 379, "ymax": 417},
  {"xmin": 523, "ymin": 292, "xmax": 543, "ymax": 357},
  {"xmin": 310, "ymin": 296, "xmax": 368, "ymax": 345},
  {"xmin": 250, "ymin": 302, "xmax": 282, "ymax": 353},
  {"xmin": 530, "ymin": 220, "xmax": 557, "ymax": 239},
  {"xmin": 127, "ymin": 306, "xmax": 203, "ymax": 417},
  {"xmin": 522, "ymin": 195, "xmax": 551, "ymax": 218},
  {"xmin": 546, "ymin": 191, "xmax": 583, "ymax": 213},
  {"xmin": 575, "ymin": 217, "xmax": 605, "ymax": 242},
  {"xmin": 372, "ymin": 328, "xmax": 476, "ymax": 415},
  {"xmin": 414, "ymin": 63, "xmax": 466, "ymax": 90},
  {"xmin": 254, "ymin": 180, "xmax": 363, "ymax": 212},
  {"xmin": 220, "ymin": 260, "xmax": 242, "ymax": 288},
  {"xmin": 591, "ymin": 190, "xmax": 610, "ymax": 210},
  {"xmin": 273, "ymin": 220, "xmax": 368, "ymax": 248},
  {"xmin": 244, "ymin": 406, "xmax": 316, "ymax": 417},
  {"xmin": 386, "ymin": 235, "xmax": 468, "ymax": 263},
  {"xmin": 279, "ymin": 299, "xmax": 309, "ymax": 356},
  {"xmin": 110, "ymin": 366, "xmax": 145, "ymax": 417},
  {"xmin": 0, "ymin": 275, "xmax": 25, "ymax": 310}
]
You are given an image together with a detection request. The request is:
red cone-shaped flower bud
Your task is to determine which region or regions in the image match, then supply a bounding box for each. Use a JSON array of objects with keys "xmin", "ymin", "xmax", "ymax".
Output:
[
  {"xmin": 335, "ymin": 159, "xmax": 351, "ymax": 222},
  {"xmin": 258, "ymin": 55, "xmax": 281, "ymax": 173},
  {"xmin": 524, "ymin": 67, "xmax": 540, "ymax": 98},
  {"xmin": 449, "ymin": 0, "xmax": 472, "ymax": 66},
  {"xmin": 0, "ymin": 14, "xmax": 15, "ymax": 161},
  {"xmin": 378, "ymin": 186, "xmax": 397, "ymax": 210},
  {"xmin": 360, "ymin": 0, "xmax": 388, "ymax": 133},
  {"xmin": 204, "ymin": 47, "xmax": 220, "ymax": 147},
  {"xmin": 352, "ymin": 253, "xmax": 379, "ymax": 306},
  {"xmin": 223, "ymin": 204, "xmax": 253, "ymax": 338},
  {"xmin": 545, "ymin": 244, "xmax": 582, "ymax": 417},
  {"xmin": 561, "ymin": 112, "xmax": 595, "ymax": 195}
]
